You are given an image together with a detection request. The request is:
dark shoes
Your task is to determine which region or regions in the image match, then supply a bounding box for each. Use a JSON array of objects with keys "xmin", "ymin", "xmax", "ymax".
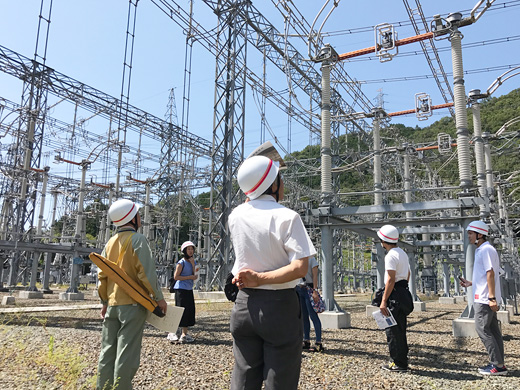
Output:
[
  {"xmin": 479, "ymin": 364, "xmax": 508, "ymax": 376},
  {"xmin": 382, "ymin": 362, "xmax": 408, "ymax": 372},
  {"xmin": 302, "ymin": 341, "xmax": 325, "ymax": 353},
  {"xmin": 309, "ymin": 342, "xmax": 324, "ymax": 353}
]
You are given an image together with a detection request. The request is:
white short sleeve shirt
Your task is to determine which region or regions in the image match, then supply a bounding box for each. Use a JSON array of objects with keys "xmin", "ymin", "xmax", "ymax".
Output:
[
  {"xmin": 229, "ymin": 195, "xmax": 317, "ymax": 289},
  {"xmin": 384, "ymin": 247, "xmax": 410, "ymax": 284},
  {"xmin": 472, "ymin": 241, "xmax": 502, "ymax": 304}
]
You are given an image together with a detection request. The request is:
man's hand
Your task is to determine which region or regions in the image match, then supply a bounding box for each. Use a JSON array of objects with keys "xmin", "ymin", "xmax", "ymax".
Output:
[
  {"xmin": 232, "ymin": 269, "xmax": 260, "ymax": 289},
  {"xmin": 489, "ymin": 299, "xmax": 499, "ymax": 312},
  {"xmin": 380, "ymin": 302, "xmax": 390, "ymax": 317},
  {"xmin": 100, "ymin": 304, "xmax": 107, "ymax": 319},
  {"xmin": 459, "ymin": 277, "xmax": 472, "ymax": 288},
  {"xmin": 157, "ymin": 299, "xmax": 168, "ymax": 314}
]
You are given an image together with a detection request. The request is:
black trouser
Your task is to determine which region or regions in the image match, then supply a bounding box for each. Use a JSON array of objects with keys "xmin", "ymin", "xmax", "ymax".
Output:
[
  {"xmin": 385, "ymin": 308, "xmax": 408, "ymax": 368},
  {"xmin": 384, "ymin": 281, "xmax": 412, "ymax": 369}
]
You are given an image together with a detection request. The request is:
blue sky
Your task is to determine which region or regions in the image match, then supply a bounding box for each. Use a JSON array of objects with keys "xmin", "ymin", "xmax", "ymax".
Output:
[{"xmin": 1, "ymin": 0, "xmax": 519, "ymax": 205}]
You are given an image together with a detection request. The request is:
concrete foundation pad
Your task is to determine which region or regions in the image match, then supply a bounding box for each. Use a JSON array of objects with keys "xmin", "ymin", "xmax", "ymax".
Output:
[
  {"xmin": 92, "ymin": 290, "xmax": 99, "ymax": 298},
  {"xmin": 452, "ymin": 318, "xmax": 478, "ymax": 338},
  {"xmin": 366, "ymin": 305, "xmax": 379, "ymax": 317},
  {"xmin": 505, "ymin": 305, "xmax": 515, "ymax": 317},
  {"xmin": 59, "ymin": 292, "xmax": 84, "ymax": 301},
  {"xmin": 1, "ymin": 296, "xmax": 15, "ymax": 305},
  {"xmin": 318, "ymin": 311, "xmax": 350, "ymax": 329},
  {"xmin": 439, "ymin": 297, "xmax": 456, "ymax": 304},
  {"xmin": 497, "ymin": 310, "xmax": 510, "ymax": 324},
  {"xmin": 18, "ymin": 291, "xmax": 44, "ymax": 299},
  {"xmin": 454, "ymin": 296, "xmax": 466, "ymax": 303},
  {"xmin": 414, "ymin": 301, "xmax": 426, "ymax": 311}
]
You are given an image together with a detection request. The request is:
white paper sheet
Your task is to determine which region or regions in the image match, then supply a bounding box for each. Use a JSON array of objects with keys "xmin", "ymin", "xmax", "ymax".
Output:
[
  {"xmin": 247, "ymin": 141, "xmax": 287, "ymax": 170},
  {"xmin": 372, "ymin": 309, "xmax": 397, "ymax": 330},
  {"xmin": 146, "ymin": 305, "xmax": 184, "ymax": 333}
]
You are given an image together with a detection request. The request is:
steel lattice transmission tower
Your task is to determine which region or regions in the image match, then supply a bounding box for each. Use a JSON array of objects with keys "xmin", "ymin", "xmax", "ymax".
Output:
[
  {"xmin": 2, "ymin": 0, "xmax": 52, "ymax": 287},
  {"xmin": 205, "ymin": 0, "xmax": 248, "ymax": 288}
]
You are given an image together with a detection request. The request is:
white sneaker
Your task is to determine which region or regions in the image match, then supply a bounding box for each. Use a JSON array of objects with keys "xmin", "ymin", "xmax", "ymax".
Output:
[
  {"xmin": 166, "ymin": 333, "xmax": 179, "ymax": 342},
  {"xmin": 179, "ymin": 334, "xmax": 194, "ymax": 343}
]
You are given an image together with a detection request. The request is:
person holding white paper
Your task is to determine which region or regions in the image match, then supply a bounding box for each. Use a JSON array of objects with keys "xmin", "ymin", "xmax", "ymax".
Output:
[
  {"xmin": 96, "ymin": 199, "xmax": 167, "ymax": 390},
  {"xmin": 377, "ymin": 225, "xmax": 413, "ymax": 372}
]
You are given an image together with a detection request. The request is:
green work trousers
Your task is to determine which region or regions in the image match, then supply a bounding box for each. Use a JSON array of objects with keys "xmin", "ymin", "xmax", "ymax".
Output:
[{"xmin": 97, "ymin": 304, "xmax": 147, "ymax": 390}]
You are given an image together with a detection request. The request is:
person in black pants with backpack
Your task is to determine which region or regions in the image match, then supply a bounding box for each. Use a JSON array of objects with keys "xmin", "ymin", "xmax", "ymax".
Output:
[{"xmin": 377, "ymin": 225, "xmax": 413, "ymax": 372}]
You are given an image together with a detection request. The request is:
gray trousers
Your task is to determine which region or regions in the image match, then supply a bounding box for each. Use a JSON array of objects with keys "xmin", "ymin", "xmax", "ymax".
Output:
[
  {"xmin": 474, "ymin": 303, "xmax": 505, "ymax": 366},
  {"xmin": 230, "ymin": 288, "xmax": 302, "ymax": 390}
]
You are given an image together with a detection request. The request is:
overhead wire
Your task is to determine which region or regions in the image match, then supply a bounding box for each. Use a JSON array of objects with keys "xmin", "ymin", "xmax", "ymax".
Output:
[
  {"xmin": 250, "ymin": 84, "xmax": 290, "ymax": 156},
  {"xmin": 350, "ymin": 63, "xmax": 520, "ymax": 84},
  {"xmin": 314, "ymin": 1, "xmax": 520, "ymax": 38},
  {"xmin": 343, "ymin": 35, "xmax": 520, "ymax": 62}
]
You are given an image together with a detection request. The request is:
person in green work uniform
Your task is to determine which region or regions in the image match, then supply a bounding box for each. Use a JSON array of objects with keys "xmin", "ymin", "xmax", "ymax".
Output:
[{"xmin": 96, "ymin": 199, "xmax": 167, "ymax": 390}]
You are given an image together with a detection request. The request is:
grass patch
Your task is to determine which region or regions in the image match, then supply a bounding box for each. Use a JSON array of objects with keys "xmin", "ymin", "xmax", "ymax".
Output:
[{"xmin": 0, "ymin": 317, "xmax": 94, "ymax": 389}]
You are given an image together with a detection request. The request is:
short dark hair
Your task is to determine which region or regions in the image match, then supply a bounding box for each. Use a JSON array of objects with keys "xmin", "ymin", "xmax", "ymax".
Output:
[{"xmin": 262, "ymin": 174, "xmax": 281, "ymax": 198}]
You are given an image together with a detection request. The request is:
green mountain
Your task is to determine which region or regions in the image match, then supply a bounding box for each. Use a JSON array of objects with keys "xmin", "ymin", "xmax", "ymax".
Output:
[{"xmin": 287, "ymin": 88, "xmax": 520, "ymax": 208}]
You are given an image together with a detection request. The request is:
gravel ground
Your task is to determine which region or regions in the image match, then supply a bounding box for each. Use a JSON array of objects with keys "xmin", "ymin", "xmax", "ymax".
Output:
[{"xmin": 1, "ymin": 289, "xmax": 519, "ymax": 390}]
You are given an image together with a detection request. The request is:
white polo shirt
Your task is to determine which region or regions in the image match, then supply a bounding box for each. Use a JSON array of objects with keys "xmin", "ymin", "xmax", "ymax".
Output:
[
  {"xmin": 229, "ymin": 195, "xmax": 316, "ymax": 290},
  {"xmin": 472, "ymin": 241, "xmax": 502, "ymax": 305}
]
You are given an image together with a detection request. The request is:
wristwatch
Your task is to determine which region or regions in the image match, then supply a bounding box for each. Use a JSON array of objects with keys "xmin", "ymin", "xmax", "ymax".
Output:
[{"xmin": 488, "ymin": 297, "xmax": 496, "ymax": 301}]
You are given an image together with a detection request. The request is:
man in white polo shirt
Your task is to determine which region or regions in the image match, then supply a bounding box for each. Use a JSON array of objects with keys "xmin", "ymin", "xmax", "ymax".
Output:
[
  {"xmin": 229, "ymin": 155, "xmax": 316, "ymax": 390},
  {"xmin": 377, "ymin": 224, "xmax": 413, "ymax": 372},
  {"xmin": 460, "ymin": 220, "xmax": 507, "ymax": 376}
]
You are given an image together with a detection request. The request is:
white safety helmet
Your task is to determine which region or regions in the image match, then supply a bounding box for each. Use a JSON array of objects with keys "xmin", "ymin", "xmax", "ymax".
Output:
[
  {"xmin": 377, "ymin": 224, "xmax": 399, "ymax": 243},
  {"xmin": 180, "ymin": 241, "xmax": 196, "ymax": 253},
  {"xmin": 237, "ymin": 155, "xmax": 279, "ymax": 200},
  {"xmin": 108, "ymin": 199, "xmax": 139, "ymax": 227},
  {"xmin": 466, "ymin": 220, "xmax": 489, "ymax": 236}
]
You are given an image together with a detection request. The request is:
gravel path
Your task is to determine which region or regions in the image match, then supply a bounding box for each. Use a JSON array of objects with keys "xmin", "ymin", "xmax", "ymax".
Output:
[{"xmin": 1, "ymin": 290, "xmax": 519, "ymax": 389}]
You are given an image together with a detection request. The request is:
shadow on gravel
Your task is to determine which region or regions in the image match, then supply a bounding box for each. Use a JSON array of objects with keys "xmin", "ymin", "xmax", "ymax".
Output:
[
  {"xmin": 143, "ymin": 313, "xmax": 234, "ymax": 348},
  {"xmin": 313, "ymin": 346, "xmax": 389, "ymax": 362},
  {"xmin": 408, "ymin": 312, "xmax": 453, "ymax": 328}
]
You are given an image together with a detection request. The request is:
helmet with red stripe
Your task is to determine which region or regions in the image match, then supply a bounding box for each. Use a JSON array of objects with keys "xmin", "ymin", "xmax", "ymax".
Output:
[
  {"xmin": 181, "ymin": 241, "xmax": 196, "ymax": 253},
  {"xmin": 377, "ymin": 224, "xmax": 399, "ymax": 243},
  {"xmin": 466, "ymin": 220, "xmax": 489, "ymax": 236},
  {"xmin": 237, "ymin": 155, "xmax": 279, "ymax": 200},
  {"xmin": 108, "ymin": 199, "xmax": 140, "ymax": 227}
]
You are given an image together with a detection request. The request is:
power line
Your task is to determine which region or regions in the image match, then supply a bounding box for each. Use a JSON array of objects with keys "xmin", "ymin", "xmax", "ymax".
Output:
[
  {"xmin": 352, "ymin": 63, "xmax": 520, "ymax": 84},
  {"xmin": 343, "ymin": 35, "xmax": 520, "ymax": 62},
  {"xmin": 316, "ymin": 1, "xmax": 520, "ymax": 37}
]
